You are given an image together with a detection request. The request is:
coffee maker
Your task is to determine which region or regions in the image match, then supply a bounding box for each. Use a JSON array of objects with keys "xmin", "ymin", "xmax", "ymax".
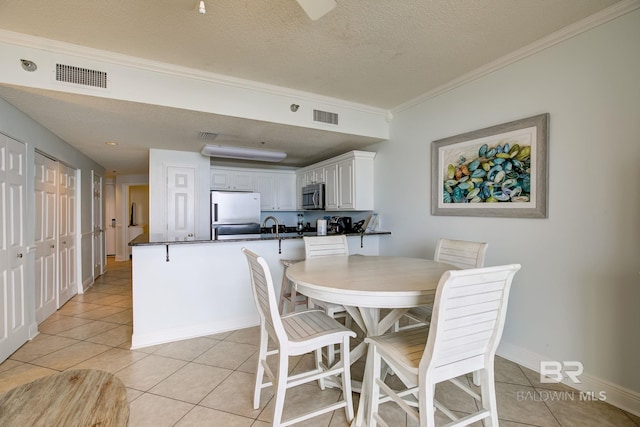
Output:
[
  {"xmin": 329, "ymin": 216, "xmax": 352, "ymax": 234},
  {"xmin": 339, "ymin": 216, "xmax": 352, "ymax": 233}
]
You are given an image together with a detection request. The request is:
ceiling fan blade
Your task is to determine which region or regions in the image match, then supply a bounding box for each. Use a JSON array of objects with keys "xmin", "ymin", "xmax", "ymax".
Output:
[{"xmin": 296, "ymin": 0, "xmax": 336, "ymax": 20}]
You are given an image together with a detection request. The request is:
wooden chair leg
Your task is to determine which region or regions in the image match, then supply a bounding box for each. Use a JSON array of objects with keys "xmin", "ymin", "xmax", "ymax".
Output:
[
  {"xmin": 272, "ymin": 353, "xmax": 289, "ymax": 427},
  {"xmin": 278, "ymin": 270, "xmax": 289, "ymax": 313},
  {"xmin": 288, "ymin": 280, "xmax": 298, "ymax": 313},
  {"xmin": 254, "ymin": 328, "xmax": 268, "ymax": 409}
]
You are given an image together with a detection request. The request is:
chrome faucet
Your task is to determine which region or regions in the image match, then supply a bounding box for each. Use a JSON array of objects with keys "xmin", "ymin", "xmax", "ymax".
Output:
[{"xmin": 263, "ymin": 216, "xmax": 280, "ymax": 238}]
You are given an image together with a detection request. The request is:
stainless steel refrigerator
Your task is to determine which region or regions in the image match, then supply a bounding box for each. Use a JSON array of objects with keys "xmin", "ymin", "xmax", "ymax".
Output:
[{"xmin": 211, "ymin": 191, "xmax": 261, "ymax": 240}]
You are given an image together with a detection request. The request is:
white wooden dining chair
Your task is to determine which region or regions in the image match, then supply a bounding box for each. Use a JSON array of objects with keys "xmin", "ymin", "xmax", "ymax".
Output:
[
  {"xmin": 402, "ymin": 238, "xmax": 488, "ymax": 329},
  {"xmin": 364, "ymin": 264, "xmax": 521, "ymax": 427},
  {"xmin": 242, "ymin": 248, "xmax": 356, "ymax": 427},
  {"xmin": 303, "ymin": 235, "xmax": 352, "ymax": 365}
]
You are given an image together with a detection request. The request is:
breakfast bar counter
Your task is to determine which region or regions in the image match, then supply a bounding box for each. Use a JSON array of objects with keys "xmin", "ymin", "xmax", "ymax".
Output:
[{"xmin": 128, "ymin": 232, "xmax": 389, "ymax": 349}]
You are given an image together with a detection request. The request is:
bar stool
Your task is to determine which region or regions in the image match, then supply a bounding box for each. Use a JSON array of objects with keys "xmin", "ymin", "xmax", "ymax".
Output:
[{"xmin": 278, "ymin": 259, "xmax": 307, "ymax": 313}]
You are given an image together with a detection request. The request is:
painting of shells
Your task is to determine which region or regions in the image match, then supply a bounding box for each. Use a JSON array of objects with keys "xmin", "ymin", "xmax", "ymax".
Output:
[{"xmin": 432, "ymin": 114, "xmax": 548, "ymax": 218}]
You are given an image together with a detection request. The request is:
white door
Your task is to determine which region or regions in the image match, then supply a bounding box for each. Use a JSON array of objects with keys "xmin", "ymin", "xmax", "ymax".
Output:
[
  {"xmin": 167, "ymin": 166, "xmax": 196, "ymax": 241},
  {"xmin": 34, "ymin": 152, "xmax": 58, "ymax": 323},
  {"xmin": 92, "ymin": 172, "xmax": 104, "ymax": 278},
  {"xmin": 104, "ymin": 181, "xmax": 116, "ymax": 256},
  {"xmin": 0, "ymin": 135, "xmax": 28, "ymax": 362},
  {"xmin": 66, "ymin": 167, "xmax": 78, "ymax": 300},
  {"xmin": 58, "ymin": 165, "xmax": 77, "ymax": 306}
]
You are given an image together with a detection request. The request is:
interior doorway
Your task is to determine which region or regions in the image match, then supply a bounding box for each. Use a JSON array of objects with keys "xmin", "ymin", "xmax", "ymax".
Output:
[{"xmin": 127, "ymin": 185, "xmax": 149, "ymax": 258}]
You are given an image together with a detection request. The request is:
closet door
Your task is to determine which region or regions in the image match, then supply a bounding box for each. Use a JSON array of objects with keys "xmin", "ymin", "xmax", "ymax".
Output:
[
  {"xmin": 58, "ymin": 165, "xmax": 77, "ymax": 306},
  {"xmin": 0, "ymin": 135, "xmax": 28, "ymax": 362},
  {"xmin": 34, "ymin": 152, "xmax": 58, "ymax": 323}
]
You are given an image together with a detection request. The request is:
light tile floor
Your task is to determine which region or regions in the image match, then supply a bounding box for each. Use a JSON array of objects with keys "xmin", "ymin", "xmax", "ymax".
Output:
[{"xmin": 1, "ymin": 257, "xmax": 638, "ymax": 426}]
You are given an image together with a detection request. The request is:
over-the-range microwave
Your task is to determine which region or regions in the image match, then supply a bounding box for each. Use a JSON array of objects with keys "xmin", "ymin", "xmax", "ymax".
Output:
[{"xmin": 301, "ymin": 183, "xmax": 325, "ymax": 210}]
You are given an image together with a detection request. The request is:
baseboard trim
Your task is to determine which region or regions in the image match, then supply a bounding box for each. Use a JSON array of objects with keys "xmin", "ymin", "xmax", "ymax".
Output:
[
  {"xmin": 498, "ymin": 341, "xmax": 640, "ymax": 417},
  {"xmin": 28, "ymin": 322, "xmax": 39, "ymax": 340},
  {"xmin": 131, "ymin": 316, "xmax": 260, "ymax": 350},
  {"xmin": 82, "ymin": 277, "xmax": 94, "ymax": 293}
]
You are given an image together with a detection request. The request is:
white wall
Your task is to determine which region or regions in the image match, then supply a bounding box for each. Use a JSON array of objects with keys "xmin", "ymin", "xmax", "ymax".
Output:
[{"xmin": 373, "ymin": 9, "xmax": 640, "ymax": 409}]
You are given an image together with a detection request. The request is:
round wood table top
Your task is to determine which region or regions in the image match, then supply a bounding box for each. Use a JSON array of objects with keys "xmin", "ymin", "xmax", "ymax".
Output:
[
  {"xmin": 286, "ymin": 255, "xmax": 457, "ymax": 308},
  {"xmin": 0, "ymin": 369, "xmax": 129, "ymax": 427}
]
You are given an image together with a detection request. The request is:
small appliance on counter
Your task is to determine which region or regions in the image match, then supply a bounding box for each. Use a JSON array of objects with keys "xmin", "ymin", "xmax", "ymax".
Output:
[
  {"xmin": 211, "ymin": 191, "xmax": 261, "ymax": 240},
  {"xmin": 317, "ymin": 219, "xmax": 327, "ymax": 236},
  {"xmin": 328, "ymin": 216, "xmax": 352, "ymax": 234}
]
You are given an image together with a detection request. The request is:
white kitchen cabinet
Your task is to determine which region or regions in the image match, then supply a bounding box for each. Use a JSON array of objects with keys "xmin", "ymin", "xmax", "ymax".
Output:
[
  {"xmin": 299, "ymin": 151, "xmax": 375, "ymax": 211},
  {"xmin": 255, "ymin": 171, "xmax": 296, "ymax": 211},
  {"xmin": 337, "ymin": 159, "xmax": 356, "ymax": 209},
  {"xmin": 210, "ymin": 168, "xmax": 254, "ymax": 191},
  {"xmin": 324, "ymin": 163, "xmax": 339, "ymax": 210},
  {"xmin": 303, "ymin": 167, "xmax": 325, "ymax": 186}
]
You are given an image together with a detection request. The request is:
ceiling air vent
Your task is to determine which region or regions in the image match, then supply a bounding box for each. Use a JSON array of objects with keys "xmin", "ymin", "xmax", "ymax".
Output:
[
  {"xmin": 313, "ymin": 109, "xmax": 339, "ymax": 125},
  {"xmin": 56, "ymin": 63, "xmax": 108, "ymax": 89}
]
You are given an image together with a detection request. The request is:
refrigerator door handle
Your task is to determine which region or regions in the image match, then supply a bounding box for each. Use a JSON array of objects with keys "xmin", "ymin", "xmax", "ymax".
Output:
[{"xmin": 213, "ymin": 203, "xmax": 218, "ymax": 222}]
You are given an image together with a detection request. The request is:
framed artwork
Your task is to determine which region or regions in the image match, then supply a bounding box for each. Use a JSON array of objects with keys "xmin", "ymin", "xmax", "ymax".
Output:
[{"xmin": 431, "ymin": 113, "xmax": 549, "ymax": 218}]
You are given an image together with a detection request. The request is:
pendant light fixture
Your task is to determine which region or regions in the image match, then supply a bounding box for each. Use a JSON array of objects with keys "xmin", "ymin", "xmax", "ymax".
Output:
[{"xmin": 198, "ymin": 1, "xmax": 206, "ymax": 14}]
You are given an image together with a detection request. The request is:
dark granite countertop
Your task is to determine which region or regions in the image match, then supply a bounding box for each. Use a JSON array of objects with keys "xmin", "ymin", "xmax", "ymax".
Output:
[{"xmin": 129, "ymin": 231, "xmax": 391, "ymax": 247}]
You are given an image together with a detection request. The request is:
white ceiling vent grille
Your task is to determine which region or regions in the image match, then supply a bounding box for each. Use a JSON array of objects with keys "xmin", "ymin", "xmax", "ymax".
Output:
[
  {"xmin": 56, "ymin": 64, "xmax": 108, "ymax": 88},
  {"xmin": 313, "ymin": 109, "xmax": 339, "ymax": 125}
]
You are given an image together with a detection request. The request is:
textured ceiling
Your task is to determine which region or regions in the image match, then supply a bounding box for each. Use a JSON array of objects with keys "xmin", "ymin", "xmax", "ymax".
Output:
[{"xmin": 0, "ymin": 0, "xmax": 625, "ymax": 174}]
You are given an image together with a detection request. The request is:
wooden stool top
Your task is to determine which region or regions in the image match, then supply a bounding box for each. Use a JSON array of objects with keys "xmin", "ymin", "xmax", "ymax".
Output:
[{"xmin": 0, "ymin": 369, "xmax": 129, "ymax": 427}]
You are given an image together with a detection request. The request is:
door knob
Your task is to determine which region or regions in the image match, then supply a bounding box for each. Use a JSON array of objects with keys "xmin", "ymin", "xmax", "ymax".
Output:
[
  {"xmin": 50, "ymin": 244, "xmax": 55, "ymax": 249},
  {"xmin": 17, "ymin": 253, "xmax": 23, "ymax": 258}
]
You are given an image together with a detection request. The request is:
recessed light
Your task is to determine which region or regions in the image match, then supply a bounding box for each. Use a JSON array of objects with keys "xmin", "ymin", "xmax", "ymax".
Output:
[{"xmin": 105, "ymin": 141, "xmax": 118, "ymax": 146}]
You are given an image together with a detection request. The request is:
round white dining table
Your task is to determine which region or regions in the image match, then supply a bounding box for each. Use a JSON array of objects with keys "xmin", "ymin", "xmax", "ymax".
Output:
[{"xmin": 286, "ymin": 254, "xmax": 457, "ymax": 427}]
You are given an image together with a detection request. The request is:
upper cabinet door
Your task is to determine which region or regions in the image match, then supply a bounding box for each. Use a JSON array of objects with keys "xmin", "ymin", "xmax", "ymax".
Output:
[
  {"xmin": 324, "ymin": 163, "xmax": 339, "ymax": 210},
  {"xmin": 274, "ymin": 174, "xmax": 296, "ymax": 210},
  {"xmin": 254, "ymin": 173, "xmax": 276, "ymax": 210},
  {"xmin": 337, "ymin": 159, "xmax": 355, "ymax": 210},
  {"xmin": 255, "ymin": 172, "xmax": 296, "ymax": 211},
  {"xmin": 210, "ymin": 169, "xmax": 254, "ymax": 191}
]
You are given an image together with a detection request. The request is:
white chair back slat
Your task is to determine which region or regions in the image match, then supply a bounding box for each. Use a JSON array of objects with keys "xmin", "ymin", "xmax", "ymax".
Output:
[
  {"xmin": 242, "ymin": 248, "xmax": 287, "ymax": 344},
  {"xmin": 434, "ymin": 238, "xmax": 488, "ymax": 269},
  {"xmin": 421, "ymin": 264, "xmax": 520, "ymax": 379},
  {"xmin": 441, "ymin": 319, "xmax": 497, "ymax": 341},
  {"xmin": 303, "ymin": 235, "xmax": 349, "ymax": 259}
]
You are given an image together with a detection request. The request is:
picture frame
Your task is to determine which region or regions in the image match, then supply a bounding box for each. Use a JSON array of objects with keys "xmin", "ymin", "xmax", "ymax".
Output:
[{"xmin": 431, "ymin": 113, "xmax": 548, "ymax": 218}]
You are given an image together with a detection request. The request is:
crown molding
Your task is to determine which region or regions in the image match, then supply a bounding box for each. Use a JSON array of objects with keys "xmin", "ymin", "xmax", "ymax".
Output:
[
  {"xmin": 392, "ymin": 0, "xmax": 640, "ymax": 113},
  {"xmin": 0, "ymin": 29, "xmax": 388, "ymax": 118}
]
